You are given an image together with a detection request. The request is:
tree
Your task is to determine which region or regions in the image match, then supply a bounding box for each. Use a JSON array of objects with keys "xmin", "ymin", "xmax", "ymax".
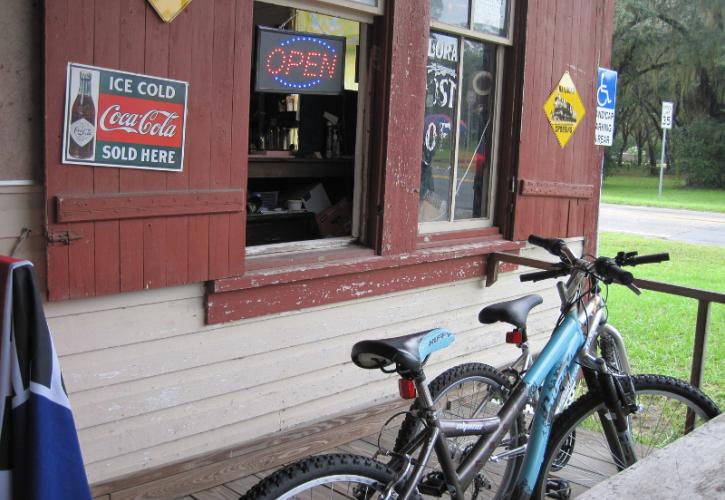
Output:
[{"xmin": 612, "ymin": 0, "xmax": 725, "ymax": 186}]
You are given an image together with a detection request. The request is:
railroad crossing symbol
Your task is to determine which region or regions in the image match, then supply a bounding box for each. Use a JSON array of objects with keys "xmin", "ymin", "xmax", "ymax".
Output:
[{"xmin": 544, "ymin": 71, "xmax": 586, "ymax": 148}]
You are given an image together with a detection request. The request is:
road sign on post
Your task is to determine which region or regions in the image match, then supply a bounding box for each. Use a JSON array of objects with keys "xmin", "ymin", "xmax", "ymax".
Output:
[
  {"xmin": 595, "ymin": 68, "xmax": 617, "ymax": 146},
  {"xmin": 661, "ymin": 101, "xmax": 674, "ymax": 129},
  {"xmin": 659, "ymin": 101, "xmax": 674, "ymax": 197}
]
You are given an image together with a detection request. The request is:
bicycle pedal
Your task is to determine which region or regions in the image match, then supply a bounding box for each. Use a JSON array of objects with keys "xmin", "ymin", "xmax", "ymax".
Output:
[
  {"xmin": 545, "ymin": 478, "xmax": 571, "ymax": 499},
  {"xmin": 418, "ymin": 472, "xmax": 447, "ymax": 496}
]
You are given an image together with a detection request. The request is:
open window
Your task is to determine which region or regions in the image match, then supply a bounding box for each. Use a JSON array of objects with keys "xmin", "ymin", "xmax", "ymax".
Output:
[
  {"xmin": 419, "ymin": 0, "xmax": 513, "ymax": 233},
  {"xmin": 246, "ymin": 2, "xmax": 373, "ymax": 254}
]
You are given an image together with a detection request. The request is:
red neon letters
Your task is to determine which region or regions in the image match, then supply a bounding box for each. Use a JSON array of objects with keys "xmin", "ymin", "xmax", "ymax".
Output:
[{"xmin": 265, "ymin": 47, "xmax": 339, "ymax": 80}]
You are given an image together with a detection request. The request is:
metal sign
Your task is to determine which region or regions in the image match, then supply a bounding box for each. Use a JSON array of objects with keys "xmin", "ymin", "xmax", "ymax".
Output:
[
  {"xmin": 147, "ymin": 0, "xmax": 193, "ymax": 23},
  {"xmin": 595, "ymin": 67, "xmax": 617, "ymax": 146},
  {"xmin": 62, "ymin": 63, "xmax": 188, "ymax": 172},
  {"xmin": 544, "ymin": 71, "xmax": 586, "ymax": 148},
  {"xmin": 255, "ymin": 27, "xmax": 345, "ymax": 95},
  {"xmin": 661, "ymin": 101, "xmax": 674, "ymax": 129}
]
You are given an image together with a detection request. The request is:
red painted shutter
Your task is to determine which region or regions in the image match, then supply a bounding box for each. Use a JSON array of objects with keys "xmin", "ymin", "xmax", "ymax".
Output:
[
  {"xmin": 45, "ymin": 0, "xmax": 252, "ymax": 300},
  {"xmin": 513, "ymin": 0, "xmax": 614, "ymax": 252}
]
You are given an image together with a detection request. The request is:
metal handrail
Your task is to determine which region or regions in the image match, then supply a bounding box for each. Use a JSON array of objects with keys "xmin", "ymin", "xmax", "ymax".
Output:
[{"xmin": 486, "ymin": 252, "xmax": 725, "ymax": 394}]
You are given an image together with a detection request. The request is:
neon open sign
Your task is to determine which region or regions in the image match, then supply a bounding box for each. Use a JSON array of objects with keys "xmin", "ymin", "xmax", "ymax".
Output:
[{"xmin": 255, "ymin": 27, "xmax": 345, "ymax": 95}]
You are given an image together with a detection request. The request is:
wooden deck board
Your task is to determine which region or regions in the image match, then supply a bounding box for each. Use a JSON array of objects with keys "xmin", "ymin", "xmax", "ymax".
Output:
[{"xmin": 94, "ymin": 399, "xmax": 625, "ymax": 499}]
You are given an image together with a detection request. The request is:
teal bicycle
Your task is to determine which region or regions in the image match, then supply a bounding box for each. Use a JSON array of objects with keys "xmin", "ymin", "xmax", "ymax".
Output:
[{"xmin": 241, "ymin": 236, "xmax": 720, "ymax": 499}]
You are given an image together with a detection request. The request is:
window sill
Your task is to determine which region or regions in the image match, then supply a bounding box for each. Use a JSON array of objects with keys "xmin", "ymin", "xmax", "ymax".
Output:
[{"xmin": 206, "ymin": 230, "xmax": 522, "ymax": 324}]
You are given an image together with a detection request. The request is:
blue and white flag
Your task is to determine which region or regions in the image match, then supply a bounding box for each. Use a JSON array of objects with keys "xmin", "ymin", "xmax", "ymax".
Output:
[{"xmin": 0, "ymin": 257, "xmax": 91, "ymax": 500}]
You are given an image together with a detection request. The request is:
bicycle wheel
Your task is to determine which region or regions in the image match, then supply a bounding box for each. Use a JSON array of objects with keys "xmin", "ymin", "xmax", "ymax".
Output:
[
  {"xmin": 534, "ymin": 374, "xmax": 720, "ymax": 499},
  {"xmin": 393, "ymin": 363, "xmax": 523, "ymax": 498},
  {"xmin": 240, "ymin": 453, "xmax": 409, "ymax": 500}
]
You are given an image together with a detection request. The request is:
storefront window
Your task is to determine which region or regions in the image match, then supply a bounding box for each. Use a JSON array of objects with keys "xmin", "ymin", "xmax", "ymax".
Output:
[
  {"xmin": 247, "ymin": 2, "xmax": 368, "ymax": 249},
  {"xmin": 430, "ymin": 0, "xmax": 469, "ymax": 28},
  {"xmin": 420, "ymin": 0, "xmax": 510, "ymax": 227}
]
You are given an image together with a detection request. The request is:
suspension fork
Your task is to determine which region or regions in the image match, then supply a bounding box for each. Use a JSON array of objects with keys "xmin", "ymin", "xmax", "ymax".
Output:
[{"xmin": 582, "ymin": 366, "xmax": 637, "ymax": 470}]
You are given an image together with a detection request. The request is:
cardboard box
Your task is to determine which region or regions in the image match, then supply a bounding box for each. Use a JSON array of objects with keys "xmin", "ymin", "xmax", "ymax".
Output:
[
  {"xmin": 316, "ymin": 198, "xmax": 352, "ymax": 237},
  {"xmin": 290, "ymin": 183, "xmax": 331, "ymax": 214}
]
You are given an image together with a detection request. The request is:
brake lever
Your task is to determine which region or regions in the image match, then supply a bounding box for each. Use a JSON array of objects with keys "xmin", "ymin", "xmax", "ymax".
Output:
[{"xmin": 626, "ymin": 283, "xmax": 641, "ymax": 296}]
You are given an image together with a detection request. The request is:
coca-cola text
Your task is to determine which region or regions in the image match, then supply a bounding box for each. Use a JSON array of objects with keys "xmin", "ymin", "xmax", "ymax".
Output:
[{"xmin": 100, "ymin": 105, "xmax": 179, "ymax": 138}]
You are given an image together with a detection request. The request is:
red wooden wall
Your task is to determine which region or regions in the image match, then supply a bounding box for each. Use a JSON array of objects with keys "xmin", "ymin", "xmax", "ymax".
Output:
[
  {"xmin": 45, "ymin": 0, "xmax": 252, "ymax": 300},
  {"xmin": 513, "ymin": 0, "xmax": 614, "ymax": 252}
]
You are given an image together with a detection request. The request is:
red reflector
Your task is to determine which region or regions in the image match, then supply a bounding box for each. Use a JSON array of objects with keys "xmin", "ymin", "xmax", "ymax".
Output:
[
  {"xmin": 398, "ymin": 378, "xmax": 417, "ymax": 399},
  {"xmin": 506, "ymin": 329, "xmax": 523, "ymax": 344}
]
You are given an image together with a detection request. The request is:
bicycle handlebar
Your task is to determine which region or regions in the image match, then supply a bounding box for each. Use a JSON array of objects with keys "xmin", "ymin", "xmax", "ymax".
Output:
[
  {"xmin": 524, "ymin": 234, "xmax": 668, "ymax": 294},
  {"xmin": 520, "ymin": 266, "xmax": 569, "ymax": 283},
  {"xmin": 527, "ymin": 234, "xmax": 566, "ymax": 256},
  {"xmin": 620, "ymin": 253, "xmax": 670, "ymax": 267},
  {"xmin": 595, "ymin": 257, "xmax": 634, "ymax": 286}
]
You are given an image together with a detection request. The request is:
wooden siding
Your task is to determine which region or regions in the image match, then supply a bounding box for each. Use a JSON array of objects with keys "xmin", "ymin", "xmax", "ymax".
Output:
[
  {"xmin": 44, "ymin": 0, "xmax": 251, "ymax": 301},
  {"xmin": 1, "ymin": 187, "xmax": 581, "ymax": 487},
  {"xmin": 0, "ymin": 186, "xmax": 45, "ymax": 274},
  {"xmin": 514, "ymin": 0, "xmax": 614, "ymax": 253},
  {"xmin": 207, "ymin": 234, "xmax": 521, "ymax": 323},
  {"xmin": 39, "ymin": 241, "xmax": 574, "ymax": 485}
]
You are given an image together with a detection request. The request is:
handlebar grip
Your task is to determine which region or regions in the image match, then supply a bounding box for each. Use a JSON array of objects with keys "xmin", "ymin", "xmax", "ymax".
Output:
[
  {"xmin": 626, "ymin": 253, "xmax": 670, "ymax": 266},
  {"xmin": 519, "ymin": 267, "xmax": 569, "ymax": 283},
  {"xmin": 527, "ymin": 234, "xmax": 566, "ymax": 256},
  {"xmin": 596, "ymin": 257, "xmax": 634, "ymax": 285}
]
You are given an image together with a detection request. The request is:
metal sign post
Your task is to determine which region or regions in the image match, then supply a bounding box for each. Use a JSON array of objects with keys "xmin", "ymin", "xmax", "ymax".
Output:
[{"xmin": 659, "ymin": 101, "xmax": 674, "ymax": 197}]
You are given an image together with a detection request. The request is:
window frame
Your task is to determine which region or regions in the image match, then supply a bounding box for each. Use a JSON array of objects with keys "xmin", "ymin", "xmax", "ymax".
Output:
[
  {"xmin": 260, "ymin": 0, "xmax": 383, "ymax": 21},
  {"xmin": 419, "ymin": 0, "xmax": 514, "ymax": 234}
]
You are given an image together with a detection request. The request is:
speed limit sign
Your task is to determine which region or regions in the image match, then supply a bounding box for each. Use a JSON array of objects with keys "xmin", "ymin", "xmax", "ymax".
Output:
[{"xmin": 661, "ymin": 101, "xmax": 674, "ymax": 129}]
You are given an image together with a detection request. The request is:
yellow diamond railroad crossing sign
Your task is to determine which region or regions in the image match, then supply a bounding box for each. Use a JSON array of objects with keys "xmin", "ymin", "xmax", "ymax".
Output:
[
  {"xmin": 147, "ymin": 0, "xmax": 193, "ymax": 23},
  {"xmin": 544, "ymin": 71, "xmax": 586, "ymax": 148}
]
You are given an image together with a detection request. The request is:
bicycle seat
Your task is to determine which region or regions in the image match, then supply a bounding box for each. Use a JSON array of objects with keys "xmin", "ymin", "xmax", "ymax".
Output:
[
  {"xmin": 478, "ymin": 294, "xmax": 543, "ymax": 330},
  {"xmin": 351, "ymin": 328, "xmax": 454, "ymax": 373}
]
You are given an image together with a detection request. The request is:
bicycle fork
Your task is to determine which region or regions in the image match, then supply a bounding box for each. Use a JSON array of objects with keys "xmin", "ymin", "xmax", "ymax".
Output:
[{"xmin": 583, "ymin": 363, "xmax": 639, "ymax": 470}]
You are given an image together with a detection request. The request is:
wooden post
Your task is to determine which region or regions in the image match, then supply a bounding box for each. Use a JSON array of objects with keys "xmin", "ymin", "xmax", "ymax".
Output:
[
  {"xmin": 689, "ymin": 300, "xmax": 711, "ymax": 390},
  {"xmin": 685, "ymin": 299, "xmax": 711, "ymax": 433}
]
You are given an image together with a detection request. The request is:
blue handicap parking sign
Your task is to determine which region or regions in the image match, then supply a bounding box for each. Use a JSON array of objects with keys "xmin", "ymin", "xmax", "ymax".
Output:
[{"xmin": 597, "ymin": 68, "xmax": 617, "ymax": 110}]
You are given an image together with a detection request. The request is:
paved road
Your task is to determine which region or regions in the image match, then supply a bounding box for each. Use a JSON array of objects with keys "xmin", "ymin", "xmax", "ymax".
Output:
[{"xmin": 599, "ymin": 203, "xmax": 725, "ymax": 246}]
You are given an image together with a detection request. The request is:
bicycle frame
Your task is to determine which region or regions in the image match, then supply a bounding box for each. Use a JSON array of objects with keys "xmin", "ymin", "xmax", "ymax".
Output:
[{"xmin": 395, "ymin": 288, "xmax": 611, "ymax": 499}]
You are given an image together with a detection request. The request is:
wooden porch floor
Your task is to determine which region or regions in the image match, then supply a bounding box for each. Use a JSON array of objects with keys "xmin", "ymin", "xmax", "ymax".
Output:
[
  {"xmin": 178, "ymin": 420, "xmax": 618, "ymax": 500},
  {"xmin": 175, "ymin": 432, "xmax": 394, "ymax": 500},
  {"xmin": 93, "ymin": 398, "xmax": 613, "ymax": 499}
]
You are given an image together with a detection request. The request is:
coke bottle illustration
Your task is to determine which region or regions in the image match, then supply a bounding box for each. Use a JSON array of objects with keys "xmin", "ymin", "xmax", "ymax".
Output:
[{"xmin": 68, "ymin": 71, "xmax": 96, "ymax": 159}]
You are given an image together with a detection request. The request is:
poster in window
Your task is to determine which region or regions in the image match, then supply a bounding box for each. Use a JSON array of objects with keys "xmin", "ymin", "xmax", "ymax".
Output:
[
  {"xmin": 420, "ymin": 33, "xmax": 458, "ymax": 222},
  {"xmin": 473, "ymin": 0, "xmax": 509, "ymax": 37}
]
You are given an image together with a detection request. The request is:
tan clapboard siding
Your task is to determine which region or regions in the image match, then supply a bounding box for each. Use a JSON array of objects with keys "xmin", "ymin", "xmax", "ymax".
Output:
[
  {"xmin": 52, "ymin": 270, "xmax": 493, "ymax": 355},
  {"xmin": 83, "ymin": 376, "xmax": 399, "ymax": 482},
  {"xmin": 62, "ymin": 240, "xmax": 580, "ymax": 484},
  {"xmin": 70, "ymin": 300, "xmax": 558, "ymax": 430},
  {"xmin": 0, "ymin": 186, "xmax": 44, "ymax": 235},
  {"xmin": 70, "ymin": 301, "xmax": 482, "ymax": 428},
  {"xmin": 58, "ymin": 270, "xmax": 547, "ymax": 393},
  {"xmin": 0, "ymin": 187, "xmax": 44, "ymax": 267}
]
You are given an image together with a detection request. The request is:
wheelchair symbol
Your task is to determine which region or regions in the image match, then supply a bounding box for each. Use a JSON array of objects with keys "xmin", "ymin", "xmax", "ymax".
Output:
[{"xmin": 597, "ymin": 72, "xmax": 613, "ymax": 107}]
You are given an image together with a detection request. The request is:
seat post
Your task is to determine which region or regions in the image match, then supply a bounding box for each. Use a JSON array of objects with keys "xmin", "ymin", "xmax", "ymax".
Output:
[{"xmin": 412, "ymin": 371, "xmax": 436, "ymax": 409}]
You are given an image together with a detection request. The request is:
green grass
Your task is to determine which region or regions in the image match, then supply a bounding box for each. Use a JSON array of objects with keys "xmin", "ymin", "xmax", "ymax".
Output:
[
  {"xmin": 599, "ymin": 232, "xmax": 724, "ymax": 409},
  {"xmin": 602, "ymin": 175, "xmax": 725, "ymax": 213}
]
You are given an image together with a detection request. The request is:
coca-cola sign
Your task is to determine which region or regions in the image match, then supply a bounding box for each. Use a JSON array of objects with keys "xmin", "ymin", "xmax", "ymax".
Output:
[{"xmin": 62, "ymin": 63, "xmax": 188, "ymax": 171}]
